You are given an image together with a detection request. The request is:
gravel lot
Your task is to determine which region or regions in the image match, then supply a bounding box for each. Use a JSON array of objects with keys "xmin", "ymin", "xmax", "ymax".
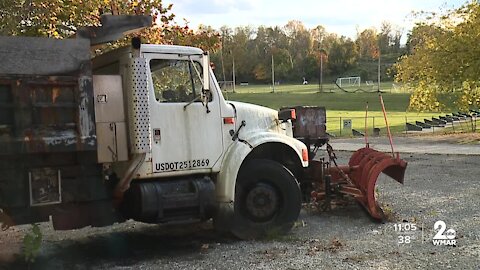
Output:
[{"xmin": 0, "ymin": 150, "xmax": 479, "ymax": 270}]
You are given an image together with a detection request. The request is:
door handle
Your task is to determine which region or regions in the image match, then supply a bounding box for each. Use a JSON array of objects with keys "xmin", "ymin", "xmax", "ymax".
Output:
[{"xmin": 153, "ymin": 128, "xmax": 161, "ymax": 143}]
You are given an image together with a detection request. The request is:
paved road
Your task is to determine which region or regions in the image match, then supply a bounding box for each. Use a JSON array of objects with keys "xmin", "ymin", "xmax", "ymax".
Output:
[{"xmin": 331, "ymin": 136, "xmax": 480, "ymax": 155}]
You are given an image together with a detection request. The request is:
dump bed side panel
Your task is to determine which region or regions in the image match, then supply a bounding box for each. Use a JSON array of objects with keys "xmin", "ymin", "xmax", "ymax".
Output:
[
  {"xmin": 0, "ymin": 74, "xmax": 96, "ymax": 154},
  {"xmin": 0, "ymin": 36, "xmax": 96, "ymax": 154},
  {"xmin": 0, "ymin": 37, "xmax": 112, "ymax": 228}
]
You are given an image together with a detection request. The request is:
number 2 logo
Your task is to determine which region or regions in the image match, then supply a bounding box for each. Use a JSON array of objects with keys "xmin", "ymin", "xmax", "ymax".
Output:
[{"xmin": 433, "ymin": 220, "xmax": 456, "ymax": 240}]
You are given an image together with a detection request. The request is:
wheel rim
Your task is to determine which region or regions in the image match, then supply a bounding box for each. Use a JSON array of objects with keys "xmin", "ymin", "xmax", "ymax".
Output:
[{"xmin": 244, "ymin": 182, "xmax": 280, "ymax": 222}]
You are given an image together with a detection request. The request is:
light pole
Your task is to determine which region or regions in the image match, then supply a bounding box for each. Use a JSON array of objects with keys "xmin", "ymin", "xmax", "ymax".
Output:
[
  {"xmin": 377, "ymin": 48, "xmax": 381, "ymax": 93},
  {"xmin": 232, "ymin": 54, "xmax": 236, "ymax": 93},
  {"xmin": 220, "ymin": 44, "xmax": 226, "ymax": 87},
  {"xmin": 271, "ymin": 53, "xmax": 275, "ymax": 93},
  {"xmin": 318, "ymin": 48, "xmax": 326, "ymax": 93}
]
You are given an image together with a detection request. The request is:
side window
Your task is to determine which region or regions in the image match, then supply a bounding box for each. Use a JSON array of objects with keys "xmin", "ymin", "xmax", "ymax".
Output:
[{"xmin": 150, "ymin": 59, "xmax": 203, "ymax": 103}]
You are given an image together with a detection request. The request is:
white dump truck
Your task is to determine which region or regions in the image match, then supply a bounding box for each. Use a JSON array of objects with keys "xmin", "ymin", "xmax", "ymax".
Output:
[{"xmin": 0, "ymin": 15, "xmax": 406, "ymax": 239}]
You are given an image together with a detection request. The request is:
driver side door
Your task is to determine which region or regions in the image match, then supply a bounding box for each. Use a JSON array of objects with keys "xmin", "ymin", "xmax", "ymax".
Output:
[{"xmin": 146, "ymin": 53, "xmax": 223, "ymax": 175}]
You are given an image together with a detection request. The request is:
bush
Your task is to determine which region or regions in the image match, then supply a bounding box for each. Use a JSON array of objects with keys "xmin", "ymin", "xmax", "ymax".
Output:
[{"xmin": 23, "ymin": 224, "xmax": 42, "ymax": 263}]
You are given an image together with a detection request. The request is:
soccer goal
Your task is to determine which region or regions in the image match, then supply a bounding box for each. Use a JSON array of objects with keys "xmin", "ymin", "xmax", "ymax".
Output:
[{"xmin": 336, "ymin": 76, "xmax": 361, "ymax": 87}]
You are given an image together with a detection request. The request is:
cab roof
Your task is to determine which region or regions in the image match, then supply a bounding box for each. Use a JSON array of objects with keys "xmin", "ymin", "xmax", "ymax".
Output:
[{"xmin": 140, "ymin": 44, "xmax": 204, "ymax": 55}]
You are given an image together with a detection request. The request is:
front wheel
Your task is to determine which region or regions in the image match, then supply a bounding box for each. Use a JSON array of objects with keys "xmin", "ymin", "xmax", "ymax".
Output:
[{"xmin": 232, "ymin": 159, "xmax": 302, "ymax": 239}]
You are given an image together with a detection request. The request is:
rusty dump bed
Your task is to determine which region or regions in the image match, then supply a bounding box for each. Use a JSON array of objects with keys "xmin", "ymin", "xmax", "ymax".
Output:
[
  {"xmin": 0, "ymin": 36, "xmax": 110, "ymax": 227},
  {"xmin": 0, "ymin": 36, "xmax": 96, "ymax": 153}
]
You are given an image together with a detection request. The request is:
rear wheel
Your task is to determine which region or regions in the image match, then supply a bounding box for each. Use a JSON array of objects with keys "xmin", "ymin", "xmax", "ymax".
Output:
[{"xmin": 232, "ymin": 159, "xmax": 302, "ymax": 239}]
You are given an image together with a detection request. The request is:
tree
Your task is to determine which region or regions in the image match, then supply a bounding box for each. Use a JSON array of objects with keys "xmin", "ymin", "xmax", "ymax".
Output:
[
  {"xmin": 396, "ymin": 1, "xmax": 480, "ymax": 111},
  {"xmin": 283, "ymin": 20, "xmax": 314, "ymax": 81},
  {"xmin": 0, "ymin": 0, "xmax": 220, "ymax": 52},
  {"xmin": 210, "ymin": 20, "xmax": 403, "ymax": 84},
  {"xmin": 231, "ymin": 26, "xmax": 255, "ymax": 81},
  {"xmin": 311, "ymin": 25, "xmax": 327, "ymax": 46},
  {"xmin": 378, "ymin": 21, "xmax": 391, "ymax": 54},
  {"xmin": 0, "ymin": 1, "xmax": 173, "ymax": 38},
  {"xmin": 328, "ymin": 37, "xmax": 358, "ymax": 75},
  {"xmin": 356, "ymin": 28, "xmax": 378, "ymax": 59},
  {"xmin": 250, "ymin": 26, "xmax": 270, "ymax": 81},
  {"xmin": 390, "ymin": 27, "xmax": 403, "ymax": 53}
]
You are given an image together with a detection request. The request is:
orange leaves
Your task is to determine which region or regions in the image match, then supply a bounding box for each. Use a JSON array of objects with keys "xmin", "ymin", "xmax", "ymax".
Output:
[
  {"xmin": 372, "ymin": 47, "xmax": 380, "ymax": 60},
  {"xmin": 0, "ymin": 0, "xmax": 221, "ymax": 53}
]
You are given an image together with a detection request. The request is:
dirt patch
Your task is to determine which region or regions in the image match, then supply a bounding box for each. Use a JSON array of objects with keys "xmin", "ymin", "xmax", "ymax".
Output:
[{"xmin": 403, "ymin": 133, "xmax": 480, "ymax": 144}]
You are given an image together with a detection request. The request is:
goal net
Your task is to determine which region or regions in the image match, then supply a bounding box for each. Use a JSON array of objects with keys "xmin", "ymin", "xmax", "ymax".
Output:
[{"xmin": 336, "ymin": 76, "xmax": 361, "ymax": 87}]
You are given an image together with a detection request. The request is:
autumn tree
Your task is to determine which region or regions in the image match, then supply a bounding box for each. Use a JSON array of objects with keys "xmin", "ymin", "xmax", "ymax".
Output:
[
  {"xmin": 356, "ymin": 28, "xmax": 378, "ymax": 60},
  {"xmin": 211, "ymin": 21, "xmax": 402, "ymax": 84},
  {"xmin": 0, "ymin": 0, "xmax": 220, "ymax": 52},
  {"xmin": 390, "ymin": 27, "xmax": 403, "ymax": 53},
  {"xmin": 283, "ymin": 20, "xmax": 314, "ymax": 81},
  {"xmin": 328, "ymin": 37, "xmax": 358, "ymax": 75},
  {"xmin": 377, "ymin": 21, "xmax": 391, "ymax": 54},
  {"xmin": 250, "ymin": 26, "xmax": 288, "ymax": 81},
  {"xmin": 396, "ymin": 1, "xmax": 480, "ymax": 111}
]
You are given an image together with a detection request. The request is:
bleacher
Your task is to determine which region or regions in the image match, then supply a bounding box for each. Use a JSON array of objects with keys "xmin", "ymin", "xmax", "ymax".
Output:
[{"xmin": 405, "ymin": 110, "xmax": 480, "ymax": 132}]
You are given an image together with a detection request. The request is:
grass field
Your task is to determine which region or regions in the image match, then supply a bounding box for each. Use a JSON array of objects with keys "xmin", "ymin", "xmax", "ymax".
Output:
[{"xmin": 222, "ymin": 83, "xmax": 447, "ymax": 136}]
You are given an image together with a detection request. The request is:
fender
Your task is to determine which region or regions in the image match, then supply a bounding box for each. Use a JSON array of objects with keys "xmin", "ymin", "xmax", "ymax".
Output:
[{"xmin": 215, "ymin": 130, "xmax": 308, "ymax": 203}]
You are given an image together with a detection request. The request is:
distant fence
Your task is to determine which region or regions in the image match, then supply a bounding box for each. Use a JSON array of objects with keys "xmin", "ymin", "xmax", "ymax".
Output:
[{"xmin": 326, "ymin": 115, "xmax": 479, "ymax": 138}]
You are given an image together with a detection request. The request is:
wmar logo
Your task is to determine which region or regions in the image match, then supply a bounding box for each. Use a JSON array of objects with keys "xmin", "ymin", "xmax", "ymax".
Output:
[{"xmin": 432, "ymin": 220, "xmax": 456, "ymax": 246}]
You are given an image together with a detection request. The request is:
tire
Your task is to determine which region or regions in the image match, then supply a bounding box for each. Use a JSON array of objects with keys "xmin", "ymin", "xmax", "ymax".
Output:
[{"xmin": 232, "ymin": 159, "xmax": 302, "ymax": 239}]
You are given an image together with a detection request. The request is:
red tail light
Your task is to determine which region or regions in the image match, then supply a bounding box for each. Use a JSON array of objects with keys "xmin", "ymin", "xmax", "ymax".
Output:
[
  {"xmin": 223, "ymin": 117, "xmax": 235, "ymax": 124},
  {"xmin": 302, "ymin": 148, "xmax": 308, "ymax": 161},
  {"xmin": 279, "ymin": 108, "xmax": 297, "ymax": 121}
]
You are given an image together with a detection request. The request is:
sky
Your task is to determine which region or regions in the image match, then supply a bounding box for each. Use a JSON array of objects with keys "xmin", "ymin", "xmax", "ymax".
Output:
[{"xmin": 163, "ymin": 0, "xmax": 467, "ymax": 42}]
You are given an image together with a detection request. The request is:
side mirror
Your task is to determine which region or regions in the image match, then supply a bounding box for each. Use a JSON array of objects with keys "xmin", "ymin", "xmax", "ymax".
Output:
[{"xmin": 202, "ymin": 52, "xmax": 210, "ymax": 91}]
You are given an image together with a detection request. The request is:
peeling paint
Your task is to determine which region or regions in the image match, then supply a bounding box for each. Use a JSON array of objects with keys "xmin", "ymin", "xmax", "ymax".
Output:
[
  {"xmin": 0, "ymin": 74, "xmax": 97, "ymax": 154},
  {"xmin": 78, "ymin": 76, "xmax": 95, "ymax": 140},
  {"xmin": 44, "ymin": 137, "xmax": 77, "ymax": 146}
]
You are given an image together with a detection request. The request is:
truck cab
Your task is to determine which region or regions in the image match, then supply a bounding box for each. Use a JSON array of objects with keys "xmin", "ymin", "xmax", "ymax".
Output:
[{"xmin": 92, "ymin": 42, "xmax": 309, "ymax": 238}]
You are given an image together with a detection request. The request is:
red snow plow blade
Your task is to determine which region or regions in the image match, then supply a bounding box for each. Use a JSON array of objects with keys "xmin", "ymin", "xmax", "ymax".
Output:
[
  {"xmin": 310, "ymin": 146, "xmax": 407, "ymax": 220},
  {"xmin": 281, "ymin": 105, "xmax": 408, "ymax": 220}
]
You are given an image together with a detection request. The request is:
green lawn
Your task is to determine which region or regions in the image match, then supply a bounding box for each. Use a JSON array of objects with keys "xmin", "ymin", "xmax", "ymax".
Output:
[
  {"xmin": 224, "ymin": 82, "xmax": 403, "ymax": 94},
  {"xmin": 222, "ymin": 83, "xmax": 445, "ymax": 136}
]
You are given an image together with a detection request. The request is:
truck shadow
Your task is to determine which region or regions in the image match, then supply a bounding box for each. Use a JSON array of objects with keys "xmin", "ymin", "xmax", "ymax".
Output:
[
  {"xmin": 0, "ymin": 222, "xmax": 237, "ymax": 269},
  {"xmin": 0, "ymin": 205, "xmax": 377, "ymax": 269}
]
